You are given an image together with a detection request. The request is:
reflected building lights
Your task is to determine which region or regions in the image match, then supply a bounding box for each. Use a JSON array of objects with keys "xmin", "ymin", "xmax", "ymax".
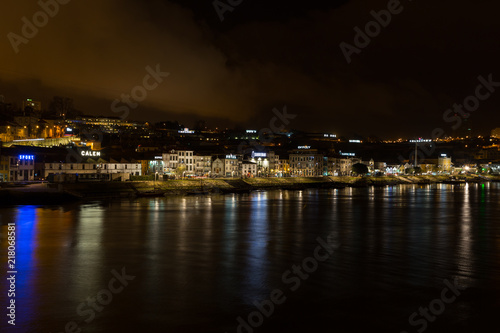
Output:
[
  {"xmin": 244, "ymin": 192, "xmax": 270, "ymax": 296},
  {"xmin": 457, "ymin": 183, "xmax": 473, "ymax": 286},
  {"xmin": 12, "ymin": 206, "xmax": 39, "ymax": 321},
  {"xmin": 74, "ymin": 204, "xmax": 105, "ymax": 291}
]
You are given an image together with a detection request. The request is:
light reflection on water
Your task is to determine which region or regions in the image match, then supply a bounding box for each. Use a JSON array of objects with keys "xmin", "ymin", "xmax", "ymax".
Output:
[{"xmin": 1, "ymin": 184, "xmax": 499, "ymax": 332}]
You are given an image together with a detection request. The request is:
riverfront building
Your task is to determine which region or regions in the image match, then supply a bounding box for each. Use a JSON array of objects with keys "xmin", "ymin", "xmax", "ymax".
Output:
[
  {"xmin": 38, "ymin": 158, "xmax": 141, "ymax": 181},
  {"xmin": 289, "ymin": 148, "xmax": 325, "ymax": 177},
  {"xmin": 162, "ymin": 150, "xmax": 195, "ymax": 176}
]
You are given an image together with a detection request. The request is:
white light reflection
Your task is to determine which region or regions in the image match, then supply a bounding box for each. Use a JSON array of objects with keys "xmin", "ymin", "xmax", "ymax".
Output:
[
  {"xmin": 147, "ymin": 198, "xmax": 164, "ymax": 252},
  {"xmin": 457, "ymin": 183, "xmax": 473, "ymax": 286},
  {"xmin": 74, "ymin": 204, "xmax": 105, "ymax": 292},
  {"xmin": 221, "ymin": 195, "xmax": 238, "ymax": 279},
  {"xmin": 244, "ymin": 192, "xmax": 270, "ymax": 295},
  {"xmin": 368, "ymin": 186, "xmax": 375, "ymax": 202}
]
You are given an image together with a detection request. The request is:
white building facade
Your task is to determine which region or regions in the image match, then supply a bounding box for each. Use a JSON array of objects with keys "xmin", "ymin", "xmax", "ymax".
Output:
[
  {"xmin": 41, "ymin": 159, "xmax": 141, "ymax": 181},
  {"xmin": 162, "ymin": 150, "xmax": 195, "ymax": 176},
  {"xmin": 194, "ymin": 155, "xmax": 212, "ymax": 176}
]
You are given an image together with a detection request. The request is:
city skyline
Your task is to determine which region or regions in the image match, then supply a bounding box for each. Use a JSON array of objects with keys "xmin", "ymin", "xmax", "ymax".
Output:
[
  {"xmin": 1, "ymin": 95, "xmax": 499, "ymax": 141},
  {"xmin": 1, "ymin": 0, "xmax": 500, "ymax": 138}
]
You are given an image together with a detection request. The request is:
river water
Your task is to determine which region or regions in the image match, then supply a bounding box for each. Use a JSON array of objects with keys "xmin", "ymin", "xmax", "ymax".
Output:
[{"xmin": 1, "ymin": 184, "xmax": 499, "ymax": 332}]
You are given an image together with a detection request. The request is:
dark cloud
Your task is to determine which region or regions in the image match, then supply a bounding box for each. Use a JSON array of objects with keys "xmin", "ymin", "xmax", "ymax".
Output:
[{"xmin": 0, "ymin": 0, "xmax": 499, "ymax": 138}]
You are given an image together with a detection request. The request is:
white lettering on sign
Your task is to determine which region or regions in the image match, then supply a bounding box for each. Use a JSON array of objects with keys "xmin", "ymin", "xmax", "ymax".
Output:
[{"xmin": 81, "ymin": 151, "xmax": 101, "ymax": 157}]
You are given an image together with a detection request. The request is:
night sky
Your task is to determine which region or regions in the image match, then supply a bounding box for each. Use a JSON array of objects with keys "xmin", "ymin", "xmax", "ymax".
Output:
[{"xmin": 1, "ymin": 0, "xmax": 499, "ymax": 138}]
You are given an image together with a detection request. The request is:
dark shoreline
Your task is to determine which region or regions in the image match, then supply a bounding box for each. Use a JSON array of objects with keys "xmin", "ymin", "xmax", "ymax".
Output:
[{"xmin": 1, "ymin": 175, "xmax": 498, "ymax": 206}]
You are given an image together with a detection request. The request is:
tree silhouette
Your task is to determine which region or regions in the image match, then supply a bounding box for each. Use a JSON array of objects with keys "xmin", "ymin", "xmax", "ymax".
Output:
[{"xmin": 352, "ymin": 163, "xmax": 368, "ymax": 175}]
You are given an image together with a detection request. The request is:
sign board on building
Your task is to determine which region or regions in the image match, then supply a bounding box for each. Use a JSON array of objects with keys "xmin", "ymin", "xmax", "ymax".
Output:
[
  {"xmin": 409, "ymin": 139, "xmax": 432, "ymax": 143},
  {"xmin": 19, "ymin": 155, "xmax": 34, "ymax": 160},
  {"xmin": 225, "ymin": 154, "xmax": 237, "ymax": 159},
  {"xmin": 298, "ymin": 146, "xmax": 311, "ymax": 149},
  {"xmin": 252, "ymin": 152, "xmax": 267, "ymax": 158},
  {"xmin": 178, "ymin": 128, "xmax": 195, "ymax": 134},
  {"xmin": 81, "ymin": 151, "xmax": 101, "ymax": 157}
]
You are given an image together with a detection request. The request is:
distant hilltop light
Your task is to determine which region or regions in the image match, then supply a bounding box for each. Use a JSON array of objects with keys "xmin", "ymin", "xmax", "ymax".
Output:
[
  {"xmin": 178, "ymin": 128, "xmax": 195, "ymax": 134},
  {"xmin": 22, "ymin": 98, "xmax": 41, "ymax": 111},
  {"xmin": 491, "ymin": 128, "xmax": 500, "ymax": 138}
]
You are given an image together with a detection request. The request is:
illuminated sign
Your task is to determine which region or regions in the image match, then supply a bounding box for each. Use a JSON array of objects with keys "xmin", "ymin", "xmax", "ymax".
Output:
[
  {"xmin": 252, "ymin": 152, "xmax": 267, "ymax": 158},
  {"xmin": 19, "ymin": 155, "xmax": 34, "ymax": 160},
  {"xmin": 154, "ymin": 156, "xmax": 163, "ymax": 160},
  {"xmin": 324, "ymin": 134, "xmax": 336, "ymax": 138},
  {"xmin": 81, "ymin": 151, "xmax": 101, "ymax": 157},
  {"xmin": 66, "ymin": 128, "xmax": 73, "ymax": 132},
  {"xmin": 409, "ymin": 139, "xmax": 432, "ymax": 143},
  {"xmin": 349, "ymin": 140, "xmax": 361, "ymax": 143},
  {"xmin": 440, "ymin": 154, "xmax": 447, "ymax": 157},
  {"xmin": 246, "ymin": 130, "xmax": 257, "ymax": 134},
  {"xmin": 178, "ymin": 128, "xmax": 195, "ymax": 134},
  {"xmin": 225, "ymin": 154, "xmax": 237, "ymax": 159},
  {"xmin": 298, "ymin": 146, "xmax": 311, "ymax": 149},
  {"xmin": 341, "ymin": 152, "xmax": 356, "ymax": 157}
]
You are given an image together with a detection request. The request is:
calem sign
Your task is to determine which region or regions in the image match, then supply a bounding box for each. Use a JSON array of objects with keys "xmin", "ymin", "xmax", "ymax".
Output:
[{"xmin": 81, "ymin": 150, "xmax": 101, "ymax": 157}]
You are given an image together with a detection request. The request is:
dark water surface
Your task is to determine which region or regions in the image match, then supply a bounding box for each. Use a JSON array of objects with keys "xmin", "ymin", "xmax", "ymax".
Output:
[{"xmin": 1, "ymin": 184, "xmax": 499, "ymax": 332}]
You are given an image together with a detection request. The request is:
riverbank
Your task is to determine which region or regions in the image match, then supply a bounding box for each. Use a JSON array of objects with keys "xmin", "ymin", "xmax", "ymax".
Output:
[{"xmin": 1, "ymin": 174, "xmax": 499, "ymax": 204}]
